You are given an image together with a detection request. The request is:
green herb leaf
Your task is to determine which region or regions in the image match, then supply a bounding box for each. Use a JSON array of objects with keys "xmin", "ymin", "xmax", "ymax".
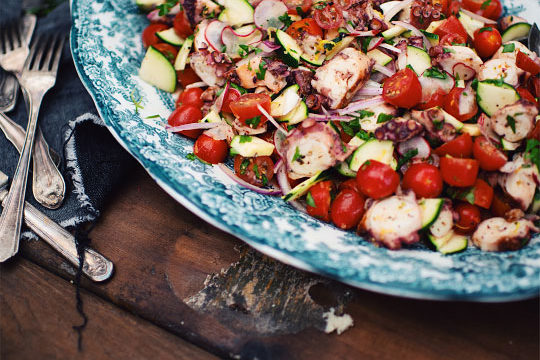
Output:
[
  {"xmin": 278, "ymin": 13, "xmax": 293, "ymax": 28},
  {"xmin": 377, "ymin": 113, "xmax": 393, "ymax": 124},
  {"xmin": 443, "ymin": 47, "xmax": 455, "ymax": 54},
  {"xmin": 186, "ymin": 153, "xmax": 197, "ymax": 161},
  {"xmin": 306, "ymin": 191, "xmax": 316, "ymax": 207},
  {"xmin": 292, "ymin": 146, "xmax": 302, "ymax": 162},
  {"xmin": 355, "ymin": 129, "xmax": 375, "ymax": 141},
  {"xmin": 478, "ymin": 26, "xmax": 493, "ymax": 33},
  {"xmin": 253, "ymin": 163, "xmax": 260, "ymax": 178},
  {"xmin": 156, "ymin": 0, "xmax": 180, "ymax": 16},
  {"xmin": 358, "ymin": 109, "xmax": 375, "ymax": 119},
  {"xmin": 240, "ymin": 158, "xmax": 250, "ymax": 174},
  {"xmin": 424, "ymin": 67, "xmax": 447, "ymax": 79},
  {"xmin": 256, "ymin": 59, "xmax": 267, "ymax": 80},
  {"xmin": 481, "ymin": 0, "xmax": 491, "ymax": 9},
  {"xmin": 502, "ymin": 43, "xmax": 515, "ymax": 53},
  {"xmin": 506, "ymin": 115, "xmax": 516, "ymax": 133},
  {"xmin": 245, "ymin": 116, "xmax": 261, "ymax": 128},
  {"xmin": 396, "ymin": 148, "xmax": 418, "ymax": 169},
  {"xmin": 130, "ymin": 89, "xmax": 144, "ymax": 114},
  {"xmin": 524, "ymin": 138, "xmax": 540, "ymax": 171}
]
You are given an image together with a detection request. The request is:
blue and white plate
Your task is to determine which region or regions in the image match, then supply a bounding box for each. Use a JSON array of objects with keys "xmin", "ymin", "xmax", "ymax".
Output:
[{"xmin": 70, "ymin": 0, "xmax": 540, "ymax": 301}]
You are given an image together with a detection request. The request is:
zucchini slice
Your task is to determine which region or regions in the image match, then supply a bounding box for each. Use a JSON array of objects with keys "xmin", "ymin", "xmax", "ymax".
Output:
[
  {"xmin": 336, "ymin": 161, "xmax": 357, "ymax": 178},
  {"xmin": 229, "ymin": 135, "xmax": 275, "ymax": 157},
  {"xmin": 271, "ymin": 85, "xmax": 301, "ymax": 117},
  {"xmin": 348, "ymin": 139, "xmax": 396, "ymax": 172},
  {"xmin": 174, "ymin": 35, "xmax": 194, "ymax": 71},
  {"xmin": 457, "ymin": 10, "xmax": 484, "ymax": 38},
  {"xmin": 476, "ymin": 80, "xmax": 520, "ymax": 116},
  {"xmin": 406, "ymin": 46, "xmax": 431, "ymax": 76},
  {"xmin": 382, "ymin": 25, "xmax": 407, "ymax": 40},
  {"xmin": 275, "ymin": 30, "xmax": 302, "ymax": 67},
  {"xmin": 156, "ymin": 28, "xmax": 184, "ymax": 46},
  {"xmin": 418, "ymin": 198, "xmax": 444, "ymax": 229},
  {"xmin": 501, "ymin": 22, "xmax": 532, "ymax": 42},
  {"xmin": 139, "ymin": 46, "xmax": 177, "ymax": 92},
  {"xmin": 218, "ymin": 0, "xmax": 254, "ymax": 27},
  {"xmin": 500, "ymin": 138, "xmax": 520, "ymax": 151},
  {"xmin": 283, "ymin": 171, "xmax": 329, "ymax": 202},
  {"xmin": 367, "ymin": 49, "xmax": 392, "ymax": 67},
  {"xmin": 277, "ymin": 100, "xmax": 308, "ymax": 125},
  {"xmin": 429, "ymin": 230, "xmax": 468, "ymax": 255},
  {"xmin": 136, "ymin": 0, "xmax": 164, "ymax": 12}
]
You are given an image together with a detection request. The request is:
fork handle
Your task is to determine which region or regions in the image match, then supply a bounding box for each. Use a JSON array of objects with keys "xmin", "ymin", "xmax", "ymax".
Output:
[{"xmin": 0, "ymin": 91, "xmax": 43, "ymax": 261}]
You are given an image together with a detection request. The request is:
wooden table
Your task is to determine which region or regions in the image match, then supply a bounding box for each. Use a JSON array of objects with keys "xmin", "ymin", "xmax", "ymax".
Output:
[{"xmin": 1, "ymin": 164, "xmax": 539, "ymax": 359}]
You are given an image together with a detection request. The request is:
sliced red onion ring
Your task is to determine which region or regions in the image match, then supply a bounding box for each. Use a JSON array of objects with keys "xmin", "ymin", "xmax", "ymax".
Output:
[
  {"xmin": 337, "ymin": 96, "xmax": 385, "ymax": 115},
  {"xmin": 397, "ymin": 136, "xmax": 431, "ymax": 158},
  {"xmin": 309, "ymin": 113, "xmax": 353, "ymax": 121},
  {"xmin": 213, "ymin": 82, "xmax": 231, "ymax": 112},
  {"xmin": 459, "ymin": 8, "xmax": 497, "ymax": 24},
  {"xmin": 274, "ymin": 158, "xmax": 283, "ymax": 171},
  {"xmin": 275, "ymin": 165, "xmax": 305, "ymax": 211},
  {"xmin": 257, "ymin": 104, "xmax": 289, "ymax": 136},
  {"xmin": 147, "ymin": 7, "xmax": 178, "ymax": 23},
  {"xmin": 260, "ymin": 40, "xmax": 281, "ymax": 51},
  {"xmin": 378, "ymin": 42, "xmax": 402, "ymax": 53},
  {"xmin": 452, "ymin": 62, "xmax": 476, "ymax": 81},
  {"xmin": 373, "ymin": 63, "xmax": 396, "ymax": 77},
  {"xmin": 218, "ymin": 164, "xmax": 282, "ymax": 195},
  {"xmin": 185, "ymin": 81, "xmax": 208, "ymax": 89},
  {"xmin": 356, "ymin": 87, "xmax": 383, "ymax": 96},
  {"xmin": 384, "ymin": 0, "xmax": 414, "ymax": 21},
  {"xmin": 392, "ymin": 20, "xmax": 431, "ymax": 49},
  {"xmin": 166, "ymin": 122, "xmax": 220, "ymax": 132},
  {"xmin": 205, "ymin": 20, "xmax": 228, "ymax": 52},
  {"xmin": 254, "ymin": 0, "xmax": 288, "ymax": 30},
  {"xmin": 367, "ymin": 37, "xmax": 384, "ymax": 51}
]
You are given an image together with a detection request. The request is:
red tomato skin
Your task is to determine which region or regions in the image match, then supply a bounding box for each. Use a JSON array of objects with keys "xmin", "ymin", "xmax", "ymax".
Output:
[
  {"xmin": 516, "ymin": 87, "xmax": 539, "ymax": 109},
  {"xmin": 193, "ymin": 134, "xmax": 228, "ymax": 164},
  {"xmin": 142, "ymin": 23, "xmax": 169, "ymax": 48},
  {"xmin": 286, "ymin": 18, "xmax": 323, "ymax": 38},
  {"xmin": 462, "ymin": 0, "xmax": 502, "ymax": 20},
  {"xmin": 528, "ymin": 120, "xmax": 540, "ymax": 141},
  {"xmin": 177, "ymin": 67, "xmax": 202, "ymax": 88},
  {"xmin": 454, "ymin": 202, "xmax": 481, "ymax": 234},
  {"xmin": 446, "ymin": 0, "xmax": 461, "ymax": 16},
  {"xmin": 167, "ymin": 105, "xmax": 203, "ymax": 138},
  {"xmin": 434, "ymin": 133, "xmax": 473, "ymax": 158},
  {"xmin": 339, "ymin": 179, "xmax": 360, "ymax": 193},
  {"xmin": 152, "ymin": 43, "xmax": 179, "ymax": 64},
  {"xmin": 416, "ymin": 90, "xmax": 446, "ymax": 110},
  {"xmin": 230, "ymin": 93, "xmax": 272, "ymax": 124},
  {"xmin": 331, "ymin": 189, "xmax": 366, "ymax": 230},
  {"xmin": 233, "ymin": 156, "xmax": 275, "ymax": 187},
  {"xmin": 402, "ymin": 163, "xmax": 444, "ymax": 198},
  {"xmin": 516, "ymin": 50, "xmax": 540, "ymax": 76},
  {"xmin": 306, "ymin": 181, "xmax": 334, "ymax": 222},
  {"xmin": 176, "ymin": 87, "xmax": 204, "ymax": 108},
  {"xmin": 443, "ymin": 87, "xmax": 478, "ymax": 121},
  {"xmin": 313, "ymin": 3, "xmax": 343, "ymax": 29},
  {"xmin": 222, "ymin": 89, "xmax": 242, "ymax": 114},
  {"xmin": 440, "ymin": 157, "xmax": 479, "ymax": 187},
  {"xmin": 433, "ymin": 16, "xmax": 468, "ymax": 44},
  {"xmin": 173, "ymin": 11, "xmax": 193, "ymax": 38},
  {"xmin": 472, "ymin": 136, "xmax": 507, "ymax": 171},
  {"xmin": 472, "ymin": 179, "xmax": 493, "ymax": 209},
  {"xmin": 473, "ymin": 27, "xmax": 502, "ymax": 58},
  {"xmin": 356, "ymin": 160, "xmax": 400, "ymax": 199},
  {"xmin": 382, "ymin": 68, "xmax": 422, "ymax": 109},
  {"xmin": 490, "ymin": 191, "xmax": 513, "ymax": 217}
]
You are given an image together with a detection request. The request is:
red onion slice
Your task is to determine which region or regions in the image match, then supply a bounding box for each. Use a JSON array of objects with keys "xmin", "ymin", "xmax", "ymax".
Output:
[
  {"xmin": 257, "ymin": 104, "xmax": 289, "ymax": 136},
  {"xmin": 378, "ymin": 42, "xmax": 402, "ymax": 53},
  {"xmin": 260, "ymin": 40, "xmax": 281, "ymax": 51},
  {"xmin": 384, "ymin": 0, "xmax": 414, "ymax": 21},
  {"xmin": 166, "ymin": 122, "xmax": 220, "ymax": 132},
  {"xmin": 337, "ymin": 96, "xmax": 386, "ymax": 115},
  {"xmin": 373, "ymin": 63, "xmax": 396, "ymax": 77},
  {"xmin": 392, "ymin": 20, "xmax": 431, "ymax": 49},
  {"xmin": 205, "ymin": 20, "xmax": 228, "ymax": 52},
  {"xmin": 356, "ymin": 87, "xmax": 383, "ymax": 96},
  {"xmin": 185, "ymin": 81, "xmax": 208, "ymax": 89},
  {"xmin": 459, "ymin": 8, "xmax": 497, "ymax": 24},
  {"xmin": 218, "ymin": 164, "xmax": 282, "ymax": 195},
  {"xmin": 397, "ymin": 136, "xmax": 431, "ymax": 159},
  {"xmin": 254, "ymin": 0, "xmax": 288, "ymax": 30}
]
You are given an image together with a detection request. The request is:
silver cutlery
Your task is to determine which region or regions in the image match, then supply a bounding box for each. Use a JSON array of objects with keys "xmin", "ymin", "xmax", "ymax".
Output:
[
  {"xmin": 0, "ymin": 32, "xmax": 65, "ymax": 261},
  {"xmin": 0, "ymin": 170, "xmax": 113, "ymax": 281}
]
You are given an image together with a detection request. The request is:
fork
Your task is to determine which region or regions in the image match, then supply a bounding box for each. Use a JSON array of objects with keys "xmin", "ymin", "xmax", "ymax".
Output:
[{"xmin": 0, "ymin": 32, "xmax": 65, "ymax": 261}]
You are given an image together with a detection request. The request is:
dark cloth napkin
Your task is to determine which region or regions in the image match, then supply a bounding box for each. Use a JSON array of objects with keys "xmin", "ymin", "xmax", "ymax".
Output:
[{"xmin": 0, "ymin": 1, "xmax": 136, "ymax": 241}]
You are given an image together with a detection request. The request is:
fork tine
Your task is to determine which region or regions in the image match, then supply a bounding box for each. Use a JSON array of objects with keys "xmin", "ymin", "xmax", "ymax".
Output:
[
  {"xmin": 25, "ymin": 33, "xmax": 45, "ymax": 71},
  {"xmin": 49, "ymin": 34, "xmax": 65, "ymax": 73},
  {"xmin": 41, "ymin": 33, "xmax": 61, "ymax": 71}
]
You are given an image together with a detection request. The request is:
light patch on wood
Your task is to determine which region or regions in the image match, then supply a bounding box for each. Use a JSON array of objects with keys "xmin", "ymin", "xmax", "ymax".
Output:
[{"xmin": 323, "ymin": 307, "xmax": 354, "ymax": 335}]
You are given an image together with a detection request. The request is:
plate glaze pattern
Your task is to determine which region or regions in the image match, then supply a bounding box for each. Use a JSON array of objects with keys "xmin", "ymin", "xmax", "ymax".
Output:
[{"xmin": 70, "ymin": 0, "xmax": 540, "ymax": 301}]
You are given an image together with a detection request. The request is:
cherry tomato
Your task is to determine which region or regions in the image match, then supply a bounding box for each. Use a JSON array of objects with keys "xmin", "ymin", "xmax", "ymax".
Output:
[
  {"xmin": 306, "ymin": 180, "xmax": 334, "ymax": 222},
  {"xmin": 176, "ymin": 87, "xmax": 204, "ymax": 108},
  {"xmin": 193, "ymin": 134, "xmax": 228, "ymax": 164},
  {"xmin": 433, "ymin": 16, "xmax": 468, "ymax": 44},
  {"xmin": 462, "ymin": 0, "xmax": 502, "ymax": 20},
  {"xmin": 356, "ymin": 160, "xmax": 400, "ymax": 199},
  {"xmin": 528, "ymin": 120, "xmax": 540, "ymax": 141},
  {"xmin": 153, "ymin": 43, "xmax": 179, "ymax": 63},
  {"xmin": 471, "ymin": 178, "xmax": 493, "ymax": 209},
  {"xmin": 472, "ymin": 136, "xmax": 507, "ymax": 171},
  {"xmin": 382, "ymin": 68, "xmax": 422, "ymax": 109},
  {"xmin": 313, "ymin": 3, "xmax": 343, "ymax": 30},
  {"xmin": 167, "ymin": 105, "xmax": 203, "ymax": 138},
  {"xmin": 286, "ymin": 18, "xmax": 323, "ymax": 38},
  {"xmin": 230, "ymin": 93, "xmax": 271, "ymax": 125},
  {"xmin": 516, "ymin": 50, "xmax": 540, "ymax": 76},
  {"xmin": 434, "ymin": 133, "xmax": 473, "ymax": 158},
  {"xmin": 173, "ymin": 11, "xmax": 193, "ymax": 38},
  {"xmin": 527, "ymin": 76, "xmax": 540, "ymax": 98},
  {"xmin": 446, "ymin": 0, "xmax": 461, "ymax": 16},
  {"xmin": 516, "ymin": 87, "xmax": 538, "ymax": 109},
  {"xmin": 177, "ymin": 67, "xmax": 201, "ymax": 88},
  {"xmin": 454, "ymin": 202, "xmax": 481, "ymax": 234},
  {"xmin": 440, "ymin": 157, "xmax": 479, "ymax": 187},
  {"xmin": 490, "ymin": 190, "xmax": 513, "ymax": 217},
  {"xmin": 233, "ymin": 155, "xmax": 275, "ymax": 187},
  {"xmin": 402, "ymin": 163, "xmax": 444, "ymax": 198},
  {"xmin": 473, "ymin": 26, "xmax": 502, "ymax": 58},
  {"xmin": 417, "ymin": 90, "xmax": 446, "ymax": 110},
  {"xmin": 443, "ymin": 87, "xmax": 478, "ymax": 121},
  {"xmin": 283, "ymin": 0, "xmax": 312, "ymax": 15},
  {"xmin": 331, "ymin": 189, "xmax": 366, "ymax": 230},
  {"xmin": 339, "ymin": 178, "xmax": 360, "ymax": 193},
  {"xmin": 142, "ymin": 23, "xmax": 169, "ymax": 48},
  {"xmin": 440, "ymin": 33, "xmax": 466, "ymax": 46},
  {"xmin": 221, "ymin": 88, "xmax": 241, "ymax": 114}
]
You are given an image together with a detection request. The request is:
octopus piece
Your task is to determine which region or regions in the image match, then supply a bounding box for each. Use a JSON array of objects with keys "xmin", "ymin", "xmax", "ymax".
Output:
[
  {"xmin": 291, "ymin": 69, "xmax": 315, "ymax": 96},
  {"xmin": 374, "ymin": 116, "xmax": 423, "ymax": 142},
  {"xmin": 234, "ymin": 56, "xmax": 288, "ymax": 92},
  {"xmin": 264, "ymin": 60, "xmax": 290, "ymax": 93},
  {"xmin": 472, "ymin": 216, "xmax": 539, "ymax": 252},
  {"xmin": 498, "ymin": 155, "xmax": 539, "ymax": 211},
  {"xmin": 284, "ymin": 121, "xmax": 352, "ymax": 179},
  {"xmin": 190, "ymin": 51, "xmax": 226, "ymax": 86},
  {"xmin": 358, "ymin": 103, "xmax": 399, "ymax": 132},
  {"xmin": 204, "ymin": 122, "xmax": 235, "ymax": 142},
  {"xmin": 411, "ymin": 108, "xmax": 457, "ymax": 143},
  {"xmin": 410, "ymin": 0, "xmax": 443, "ymax": 27},
  {"xmin": 182, "ymin": 0, "xmax": 221, "ymax": 25},
  {"xmin": 344, "ymin": 0, "xmax": 376, "ymax": 31},
  {"xmin": 433, "ymin": 46, "xmax": 483, "ymax": 80},
  {"xmin": 359, "ymin": 193, "xmax": 423, "ymax": 250},
  {"xmin": 490, "ymin": 100, "xmax": 538, "ymax": 143},
  {"xmin": 311, "ymin": 48, "xmax": 373, "ymax": 109},
  {"xmin": 492, "ymin": 41, "xmax": 537, "ymax": 76},
  {"xmin": 478, "ymin": 59, "xmax": 519, "ymax": 86}
]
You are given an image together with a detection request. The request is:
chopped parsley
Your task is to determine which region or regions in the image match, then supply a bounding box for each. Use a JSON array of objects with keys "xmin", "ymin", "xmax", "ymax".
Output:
[
  {"xmin": 424, "ymin": 67, "xmax": 447, "ymax": 79},
  {"xmin": 253, "ymin": 163, "xmax": 260, "ymax": 178},
  {"xmin": 256, "ymin": 59, "xmax": 267, "ymax": 80},
  {"xmin": 377, "ymin": 113, "xmax": 393, "ymax": 124},
  {"xmin": 261, "ymin": 174, "xmax": 268, "ymax": 186},
  {"xmin": 506, "ymin": 115, "xmax": 516, "ymax": 133},
  {"xmin": 240, "ymin": 158, "xmax": 250, "ymax": 174},
  {"xmin": 156, "ymin": 0, "xmax": 180, "ymax": 16},
  {"xmin": 186, "ymin": 153, "xmax": 197, "ymax": 161},
  {"xmin": 245, "ymin": 116, "xmax": 261, "ymax": 128},
  {"xmin": 292, "ymin": 146, "xmax": 303, "ymax": 162},
  {"xmin": 478, "ymin": 26, "xmax": 493, "ymax": 33},
  {"xmin": 524, "ymin": 139, "xmax": 540, "ymax": 171},
  {"xmin": 130, "ymin": 90, "xmax": 144, "ymax": 114},
  {"xmin": 406, "ymin": 64, "xmax": 417, "ymax": 75},
  {"xmin": 443, "ymin": 48, "xmax": 455, "ymax": 54},
  {"xmin": 355, "ymin": 129, "xmax": 375, "ymax": 141},
  {"xmin": 358, "ymin": 109, "xmax": 375, "ymax": 119},
  {"xmin": 502, "ymin": 43, "xmax": 515, "ymax": 53},
  {"xmin": 306, "ymin": 191, "xmax": 316, "ymax": 207},
  {"xmin": 278, "ymin": 13, "xmax": 293, "ymax": 28},
  {"xmin": 396, "ymin": 149, "xmax": 418, "ymax": 169},
  {"xmin": 481, "ymin": 0, "xmax": 491, "ymax": 9},
  {"xmin": 145, "ymin": 114, "xmax": 161, "ymax": 119},
  {"xmin": 239, "ymin": 135, "xmax": 252, "ymax": 143},
  {"xmin": 314, "ymin": 1, "xmax": 328, "ymax": 10},
  {"xmin": 361, "ymin": 37, "xmax": 372, "ymax": 53},
  {"xmin": 340, "ymin": 119, "xmax": 361, "ymax": 136}
]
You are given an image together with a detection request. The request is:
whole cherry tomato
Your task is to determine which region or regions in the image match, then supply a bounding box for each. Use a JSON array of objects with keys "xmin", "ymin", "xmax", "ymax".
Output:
[
  {"xmin": 339, "ymin": 178, "xmax": 360, "ymax": 193},
  {"xmin": 433, "ymin": 16, "xmax": 468, "ymax": 44},
  {"xmin": 382, "ymin": 68, "xmax": 422, "ymax": 109},
  {"xmin": 142, "ymin": 23, "xmax": 169, "ymax": 48},
  {"xmin": 193, "ymin": 134, "xmax": 228, "ymax": 164},
  {"xmin": 454, "ymin": 202, "xmax": 481, "ymax": 234},
  {"xmin": 443, "ymin": 87, "xmax": 478, "ymax": 121},
  {"xmin": 471, "ymin": 178, "xmax": 493, "ymax": 209},
  {"xmin": 434, "ymin": 133, "xmax": 473, "ymax": 158},
  {"xmin": 446, "ymin": 0, "xmax": 461, "ymax": 16},
  {"xmin": 440, "ymin": 157, "xmax": 479, "ymax": 187},
  {"xmin": 230, "ymin": 93, "xmax": 271, "ymax": 125},
  {"xmin": 167, "ymin": 105, "xmax": 203, "ymax": 138},
  {"xmin": 176, "ymin": 87, "xmax": 204, "ymax": 108},
  {"xmin": 221, "ymin": 88, "xmax": 242, "ymax": 114},
  {"xmin": 153, "ymin": 43, "xmax": 179, "ymax": 63},
  {"xmin": 516, "ymin": 50, "xmax": 540, "ymax": 76},
  {"xmin": 306, "ymin": 180, "xmax": 334, "ymax": 222},
  {"xmin": 331, "ymin": 189, "xmax": 366, "ymax": 230},
  {"xmin": 356, "ymin": 160, "xmax": 400, "ymax": 199},
  {"xmin": 462, "ymin": 0, "xmax": 502, "ymax": 20},
  {"xmin": 313, "ymin": 3, "xmax": 343, "ymax": 30},
  {"xmin": 283, "ymin": 0, "xmax": 313, "ymax": 15},
  {"xmin": 173, "ymin": 11, "xmax": 193, "ymax": 38},
  {"xmin": 472, "ymin": 136, "xmax": 507, "ymax": 171},
  {"xmin": 234, "ymin": 155, "xmax": 275, "ymax": 187},
  {"xmin": 473, "ymin": 26, "xmax": 502, "ymax": 58},
  {"xmin": 177, "ymin": 67, "xmax": 202, "ymax": 88},
  {"xmin": 402, "ymin": 163, "xmax": 444, "ymax": 198},
  {"xmin": 286, "ymin": 18, "xmax": 324, "ymax": 38}
]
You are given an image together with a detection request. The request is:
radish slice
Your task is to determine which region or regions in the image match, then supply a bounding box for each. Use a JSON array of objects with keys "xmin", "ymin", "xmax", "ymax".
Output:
[
  {"xmin": 218, "ymin": 164, "xmax": 282, "ymax": 195},
  {"xmin": 459, "ymin": 8, "xmax": 497, "ymax": 24},
  {"xmin": 384, "ymin": 0, "xmax": 414, "ymax": 21},
  {"xmin": 337, "ymin": 96, "xmax": 385, "ymax": 115},
  {"xmin": 214, "ymin": 82, "xmax": 231, "ymax": 112},
  {"xmin": 254, "ymin": 0, "xmax": 288, "ymax": 30},
  {"xmin": 452, "ymin": 62, "xmax": 476, "ymax": 81},
  {"xmin": 458, "ymin": 85, "xmax": 476, "ymax": 116},
  {"xmin": 221, "ymin": 25, "xmax": 263, "ymax": 58},
  {"xmin": 392, "ymin": 20, "xmax": 431, "ymax": 49},
  {"xmin": 367, "ymin": 37, "xmax": 384, "ymax": 51},
  {"xmin": 274, "ymin": 129, "xmax": 287, "ymax": 158},
  {"xmin": 349, "ymin": 30, "xmax": 379, "ymax": 37},
  {"xmin": 397, "ymin": 136, "xmax": 431, "ymax": 159},
  {"xmin": 205, "ymin": 20, "xmax": 228, "ymax": 52},
  {"xmin": 165, "ymin": 122, "xmax": 220, "ymax": 132}
]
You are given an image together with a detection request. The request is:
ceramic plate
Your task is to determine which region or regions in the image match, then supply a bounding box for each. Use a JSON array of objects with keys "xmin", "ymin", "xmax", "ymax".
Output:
[{"xmin": 71, "ymin": 0, "xmax": 540, "ymax": 301}]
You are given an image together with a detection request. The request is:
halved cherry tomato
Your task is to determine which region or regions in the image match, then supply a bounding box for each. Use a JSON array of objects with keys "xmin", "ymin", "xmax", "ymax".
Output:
[
  {"xmin": 142, "ymin": 23, "xmax": 169, "ymax": 48},
  {"xmin": 339, "ymin": 178, "xmax": 360, "ymax": 193},
  {"xmin": 306, "ymin": 180, "xmax": 334, "ymax": 222},
  {"xmin": 221, "ymin": 88, "xmax": 242, "ymax": 114},
  {"xmin": 153, "ymin": 43, "xmax": 179, "ymax": 63},
  {"xmin": 286, "ymin": 18, "xmax": 323, "ymax": 38},
  {"xmin": 473, "ymin": 26, "xmax": 502, "ymax": 58},
  {"xmin": 454, "ymin": 202, "xmax": 481, "ymax": 234},
  {"xmin": 516, "ymin": 87, "xmax": 538, "ymax": 109},
  {"xmin": 516, "ymin": 50, "xmax": 540, "ymax": 76},
  {"xmin": 331, "ymin": 189, "xmax": 366, "ymax": 230},
  {"xmin": 440, "ymin": 157, "xmax": 479, "ymax": 187},
  {"xmin": 471, "ymin": 178, "xmax": 493, "ymax": 209},
  {"xmin": 283, "ymin": 0, "xmax": 312, "ymax": 15},
  {"xmin": 462, "ymin": 0, "xmax": 502, "ymax": 20},
  {"xmin": 230, "ymin": 93, "xmax": 271, "ymax": 125},
  {"xmin": 356, "ymin": 160, "xmax": 400, "ymax": 199},
  {"xmin": 433, "ymin": 16, "xmax": 468, "ymax": 44},
  {"xmin": 443, "ymin": 87, "xmax": 478, "ymax": 121},
  {"xmin": 173, "ymin": 11, "xmax": 193, "ymax": 38},
  {"xmin": 490, "ymin": 190, "xmax": 513, "ymax": 217},
  {"xmin": 402, "ymin": 163, "xmax": 444, "ymax": 198},
  {"xmin": 234, "ymin": 155, "xmax": 275, "ymax": 187},
  {"xmin": 176, "ymin": 87, "xmax": 204, "ymax": 108},
  {"xmin": 440, "ymin": 33, "xmax": 466, "ymax": 46},
  {"xmin": 434, "ymin": 133, "xmax": 473, "ymax": 158},
  {"xmin": 313, "ymin": 3, "xmax": 343, "ymax": 30},
  {"xmin": 472, "ymin": 136, "xmax": 507, "ymax": 171},
  {"xmin": 417, "ymin": 90, "xmax": 446, "ymax": 110},
  {"xmin": 382, "ymin": 68, "xmax": 422, "ymax": 109},
  {"xmin": 177, "ymin": 67, "xmax": 201, "ymax": 88},
  {"xmin": 167, "ymin": 105, "xmax": 203, "ymax": 139},
  {"xmin": 193, "ymin": 134, "xmax": 228, "ymax": 164}
]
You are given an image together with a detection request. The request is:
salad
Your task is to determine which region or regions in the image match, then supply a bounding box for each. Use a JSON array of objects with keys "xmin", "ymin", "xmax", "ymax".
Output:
[{"xmin": 136, "ymin": 0, "xmax": 539, "ymax": 253}]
